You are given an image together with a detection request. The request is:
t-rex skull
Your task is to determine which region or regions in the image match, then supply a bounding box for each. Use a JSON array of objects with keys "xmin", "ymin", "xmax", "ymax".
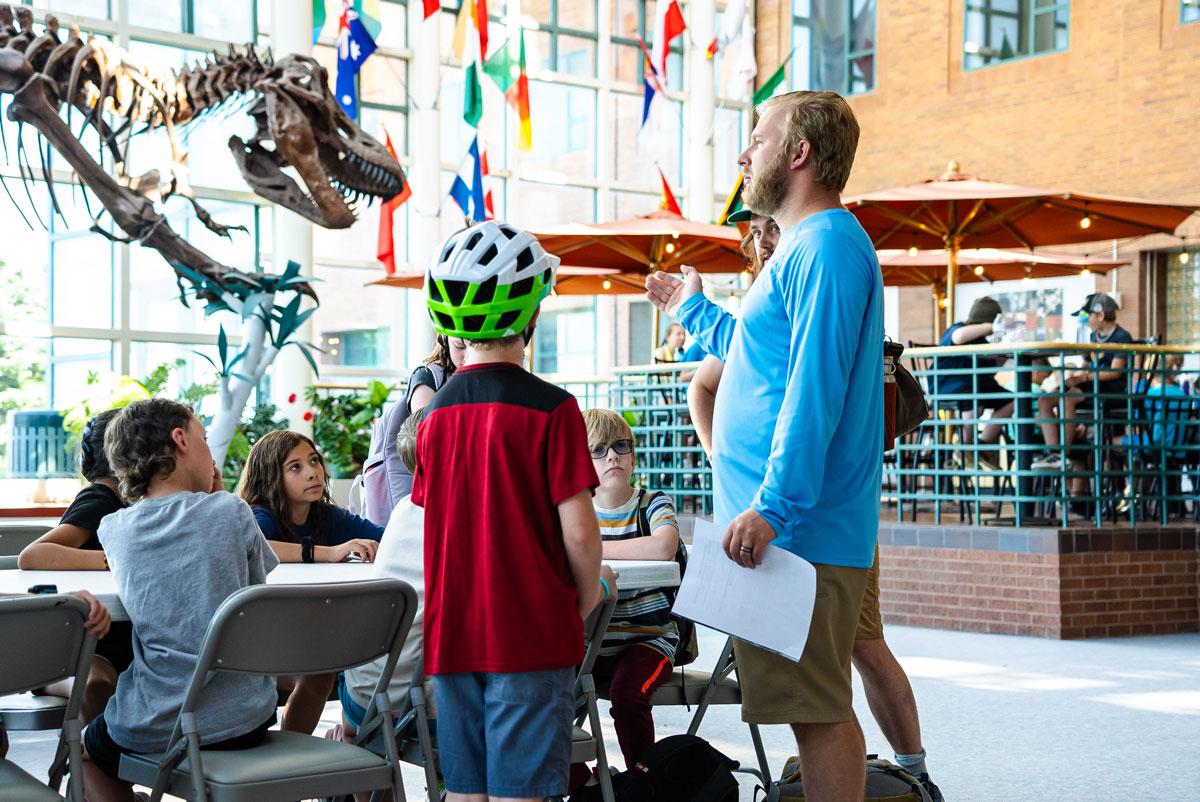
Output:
[{"xmin": 229, "ymin": 54, "xmax": 405, "ymax": 229}]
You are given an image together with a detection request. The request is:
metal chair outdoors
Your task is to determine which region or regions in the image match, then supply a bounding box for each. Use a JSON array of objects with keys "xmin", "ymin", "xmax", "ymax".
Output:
[
  {"xmin": 118, "ymin": 579, "xmax": 417, "ymax": 802},
  {"xmin": 0, "ymin": 594, "xmax": 98, "ymax": 802},
  {"xmin": 0, "ymin": 523, "xmax": 53, "ymax": 570}
]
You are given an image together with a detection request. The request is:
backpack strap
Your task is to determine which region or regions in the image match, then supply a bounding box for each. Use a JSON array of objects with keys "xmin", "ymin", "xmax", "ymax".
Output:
[{"xmin": 634, "ymin": 487, "xmax": 650, "ymax": 539}]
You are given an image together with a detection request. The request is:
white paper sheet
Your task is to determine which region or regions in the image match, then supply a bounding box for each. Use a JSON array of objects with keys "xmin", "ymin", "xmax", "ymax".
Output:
[{"xmin": 672, "ymin": 519, "xmax": 817, "ymax": 662}]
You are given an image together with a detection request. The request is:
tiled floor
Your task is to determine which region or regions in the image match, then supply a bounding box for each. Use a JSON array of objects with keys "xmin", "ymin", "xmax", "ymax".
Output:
[{"xmin": 7, "ymin": 624, "xmax": 1200, "ymax": 801}]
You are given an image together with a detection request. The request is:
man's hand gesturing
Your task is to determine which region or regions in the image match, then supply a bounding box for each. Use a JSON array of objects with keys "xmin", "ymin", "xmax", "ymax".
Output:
[{"xmin": 645, "ymin": 264, "xmax": 703, "ymax": 318}]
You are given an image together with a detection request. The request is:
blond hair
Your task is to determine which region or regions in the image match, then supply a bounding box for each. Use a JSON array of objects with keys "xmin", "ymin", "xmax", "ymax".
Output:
[
  {"xmin": 465, "ymin": 333, "xmax": 524, "ymax": 351},
  {"xmin": 758, "ymin": 91, "xmax": 860, "ymax": 193},
  {"xmin": 396, "ymin": 406, "xmax": 427, "ymax": 474},
  {"xmin": 582, "ymin": 408, "xmax": 633, "ymax": 449},
  {"xmin": 1163, "ymin": 353, "xmax": 1185, "ymax": 371}
]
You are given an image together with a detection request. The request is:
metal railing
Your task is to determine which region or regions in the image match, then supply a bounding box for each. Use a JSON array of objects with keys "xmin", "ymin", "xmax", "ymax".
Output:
[{"xmin": 888, "ymin": 342, "xmax": 1200, "ymax": 527}]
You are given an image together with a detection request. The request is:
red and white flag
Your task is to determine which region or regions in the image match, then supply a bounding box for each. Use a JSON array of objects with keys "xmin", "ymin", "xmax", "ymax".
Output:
[
  {"xmin": 707, "ymin": 0, "xmax": 746, "ymax": 58},
  {"xmin": 480, "ymin": 145, "xmax": 496, "ymax": 220}
]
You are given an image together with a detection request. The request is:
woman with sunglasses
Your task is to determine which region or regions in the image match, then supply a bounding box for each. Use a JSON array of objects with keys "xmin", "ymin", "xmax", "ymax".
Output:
[{"xmin": 570, "ymin": 409, "xmax": 681, "ymax": 793}]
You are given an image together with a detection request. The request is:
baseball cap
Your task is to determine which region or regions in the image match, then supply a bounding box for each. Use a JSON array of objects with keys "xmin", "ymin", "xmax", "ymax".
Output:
[
  {"xmin": 726, "ymin": 208, "xmax": 753, "ymax": 223},
  {"xmin": 967, "ymin": 296, "xmax": 1003, "ymax": 325},
  {"xmin": 1074, "ymin": 293, "xmax": 1119, "ymax": 317}
]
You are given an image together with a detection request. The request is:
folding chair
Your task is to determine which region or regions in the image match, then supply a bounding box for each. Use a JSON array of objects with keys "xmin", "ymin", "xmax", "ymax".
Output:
[
  {"xmin": 0, "ymin": 594, "xmax": 97, "ymax": 802},
  {"xmin": 565, "ymin": 593, "xmax": 619, "ymax": 802},
  {"xmin": 0, "ymin": 523, "xmax": 52, "ymax": 569},
  {"xmin": 118, "ymin": 579, "xmax": 417, "ymax": 802}
]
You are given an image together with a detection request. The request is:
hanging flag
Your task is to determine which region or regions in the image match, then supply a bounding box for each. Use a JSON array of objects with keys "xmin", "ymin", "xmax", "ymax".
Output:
[
  {"xmin": 638, "ymin": 39, "xmax": 665, "ymax": 144},
  {"xmin": 658, "ymin": 167, "xmax": 682, "ymax": 216},
  {"xmin": 336, "ymin": 0, "xmax": 378, "ymax": 118},
  {"xmin": 449, "ymin": 137, "xmax": 487, "ymax": 223},
  {"xmin": 752, "ymin": 51, "xmax": 793, "ymax": 105},
  {"xmin": 483, "ymin": 30, "xmax": 533, "ymax": 151},
  {"xmin": 452, "ymin": 0, "xmax": 488, "ymax": 128},
  {"xmin": 706, "ymin": 0, "xmax": 746, "ymax": 59},
  {"xmin": 480, "ymin": 145, "xmax": 496, "ymax": 220},
  {"xmin": 312, "ymin": 0, "xmax": 325, "ymax": 44},
  {"xmin": 727, "ymin": 24, "xmax": 757, "ymax": 98},
  {"xmin": 376, "ymin": 126, "xmax": 411, "ymax": 275},
  {"xmin": 716, "ymin": 173, "xmax": 745, "ymax": 226},
  {"xmin": 649, "ymin": 0, "xmax": 686, "ymax": 89},
  {"xmin": 422, "ymin": 0, "xmax": 439, "ymax": 20}
]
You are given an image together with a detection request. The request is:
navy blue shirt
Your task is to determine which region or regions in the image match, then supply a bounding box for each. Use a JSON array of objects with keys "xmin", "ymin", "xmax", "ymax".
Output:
[
  {"xmin": 1088, "ymin": 324, "xmax": 1134, "ymax": 395},
  {"xmin": 935, "ymin": 322, "xmax": 1003, "ymax": 396},
  {"xmin": 253, "ymin": 505, "xmax": 384, "ymax": 546}
]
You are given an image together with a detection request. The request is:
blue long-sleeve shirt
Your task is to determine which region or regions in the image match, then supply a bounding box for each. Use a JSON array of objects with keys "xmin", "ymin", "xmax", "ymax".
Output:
[{"xmin": 675, "ymin": 208, "xmax": 883, "ymax": 568}]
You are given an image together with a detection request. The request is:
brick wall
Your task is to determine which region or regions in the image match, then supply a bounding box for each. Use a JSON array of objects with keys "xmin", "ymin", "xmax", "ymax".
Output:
[
  {"xmin": 751, "ymin": 0, "xmax": 1200, "ymax": 345},
  {"xmin": 876, "ymin": 524, "xmax": 1200, "ymax": 638}
]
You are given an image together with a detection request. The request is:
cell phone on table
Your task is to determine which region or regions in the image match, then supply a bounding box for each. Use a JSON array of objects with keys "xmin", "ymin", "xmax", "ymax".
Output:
[{"xmin": 27, "ymin": 584, "xmax": 58, "ymax": 594}]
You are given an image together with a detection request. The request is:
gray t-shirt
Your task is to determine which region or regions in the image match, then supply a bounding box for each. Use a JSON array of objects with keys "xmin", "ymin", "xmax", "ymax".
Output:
[{"xmin": 98, "ymin": 491, "xmax": 280, "ymax": 752}]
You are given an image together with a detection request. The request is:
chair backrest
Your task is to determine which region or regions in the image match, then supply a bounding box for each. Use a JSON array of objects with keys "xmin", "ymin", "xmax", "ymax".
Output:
[
  {"xmin": 194, "ymin": 579, "xmax": 417, "ymax": 677},
  {"xmin": 574, "ymin": 593, "xmax": 618, "ymax": 701},
  {"xmin": 0, "ymin": 595, "xmax": 96, "ymax": 699},
  {"xmin": 0, "ymin": 523, "xmax": 52, "ymax": 557}
]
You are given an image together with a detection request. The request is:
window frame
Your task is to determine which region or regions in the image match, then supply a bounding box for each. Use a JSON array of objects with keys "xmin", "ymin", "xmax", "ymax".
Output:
[
  {"xmin": 790, "ymin": 0, "xmax": 877, "ymax": 97},
  {"xmin": 1183, "ymin": 0, "xmax": 1200, "ymax": 25},
  {"xmin": 962, "ymin": 0, "xmax": 1071, "ymax": 72}
]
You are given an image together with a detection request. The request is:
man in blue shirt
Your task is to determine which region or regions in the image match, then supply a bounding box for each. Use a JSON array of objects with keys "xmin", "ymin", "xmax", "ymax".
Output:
[{"xmin": 647, "ymin": 91, "xmax": 884, "ymax": 801}]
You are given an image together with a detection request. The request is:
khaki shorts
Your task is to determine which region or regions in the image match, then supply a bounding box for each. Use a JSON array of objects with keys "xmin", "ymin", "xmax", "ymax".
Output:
[
  {"xmin": 855, "ymin": 544, "xmax": 885, "ymax": 641},
  {"xmin": 733, "ymin": 562, "xmax": 869, "ymax": 725}
]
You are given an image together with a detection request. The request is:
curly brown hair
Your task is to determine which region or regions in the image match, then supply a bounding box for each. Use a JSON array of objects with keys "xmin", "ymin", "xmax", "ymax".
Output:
[
  {"xmin": 237, "ymin": 430, "xmax": 334, "ymax": 544},
  {"xmin": 103, "ymin": 399, "xmax": 195, "ymax": 503}
]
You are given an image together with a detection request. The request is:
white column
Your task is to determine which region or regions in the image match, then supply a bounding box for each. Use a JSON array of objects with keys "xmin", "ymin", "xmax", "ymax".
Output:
[
  {"xmin": 406, "ymin": 0, "xmax": 442, "ymax": 365},
  {"xmin": 270, "ymin": 0, "xmax": 315, "ymax": 436},
  {"xmin": 685, "ymin": 0, "xmax": 716, "ymax": 222}
]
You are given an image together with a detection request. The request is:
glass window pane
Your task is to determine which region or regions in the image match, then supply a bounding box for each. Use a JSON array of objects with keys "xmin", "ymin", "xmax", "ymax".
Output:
[
  {"xmin": 360, "ymin": 106, "xmax": 409, "ymax": 155},
  {"xmin": 559, "ymin": 0, "xmax": 597, "ymax": 31},
  {"xmin": 612, "ymin": 0, "xmax": 642, "ymax": 39},
  {"xmin": 1185, "ymin": 0, "xmax": 1200, "ymax": 24},
  {"xmin": 612, "ymin": 92, "xmax": 681, "ymax": 189},
  {"xmin": 50, "ymin": 339, "xmax": 113, "ymax": 411},
  {"xmin": 50, "ymin": 233, "xmax": 113, "ymax": 329},
  {"xmin": 612, "ymin": 43, "xmax": 642, "ymax": 84},
  {"xmin": 127, "ymin": 0, "xmax": 182, "ymax": 32},
  {"xmin": 360, "ymin": 55, "xmax": 409, "ymax": 109},
  {"xmin": 128, "ymin": 342, "xmax": 224, "ymax": 416},
  {"xmin": 964, "ymin": 0, "xmax": 1069, "ymax": 69},
  {"xmin": 440, "ymin": 78, "xmax": 509, "ymax": 169},
  {"xmin": 534, "ymin": 302, "xmax": 596, "ymax": 374},
  {"xmin": 374, "ymin": 0, "xmax": 409, "ymax": 49},
  {"xmin": 611, "ymin": 190, "xmax": 658, "ymax": 220},
  {"xmin": 525, "ymin": 0, "xmax": 553, "ymax": 25},
  {"xmin": 712, "ymin": 108, "xmax": 744, "ymax": 199},
  {"xmin": 791, "ymin": 24, "xmax": 812, "ymax": 90},
  {"xmin": 193, "ymin": 1, "xmax": 254, "ymax": 40},
  {"xmin": 557, "ymin": 35, "xmax": 596, "ymax": 77},
  {"xmin": 512, "ymin": 182, "xmax": 595, "ymax": 226},
  {"xmin": 0, "ymin": 336, "xmax": 49, "ymax": 471},
  {"xmin": 46, "ymin": 0, "xmax": 109, "ymax": 17},
  {"xmin": 516, "ymin": 82, "xmax": 596, "ymax": 178},
  {"xmin": 312, "ymin": 265, "xmax": 407, "ymax": 370}
]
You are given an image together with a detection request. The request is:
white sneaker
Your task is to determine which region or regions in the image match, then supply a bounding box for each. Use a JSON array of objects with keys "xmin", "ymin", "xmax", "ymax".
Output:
[{"xmin": 1031, "ymin": 452, "xmax": 1071, "ymax": 470}]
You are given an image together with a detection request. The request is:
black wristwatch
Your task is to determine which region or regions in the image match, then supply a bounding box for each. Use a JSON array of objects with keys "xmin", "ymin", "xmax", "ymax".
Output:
[{"xmin": 300, "ymin": 536, "xmax": 315, "ymax": 564}]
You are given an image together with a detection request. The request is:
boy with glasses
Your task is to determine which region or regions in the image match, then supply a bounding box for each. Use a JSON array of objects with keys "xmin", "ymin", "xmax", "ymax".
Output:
[{"xmin": 569, "ymin": 409, "xmax": 681, "ymax": 790}]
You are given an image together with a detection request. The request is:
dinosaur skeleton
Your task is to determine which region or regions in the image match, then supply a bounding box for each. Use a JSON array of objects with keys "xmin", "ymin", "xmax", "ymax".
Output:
[{"xmin": 1, "ymin": 5, "xmax": 409, "ymax": 464}]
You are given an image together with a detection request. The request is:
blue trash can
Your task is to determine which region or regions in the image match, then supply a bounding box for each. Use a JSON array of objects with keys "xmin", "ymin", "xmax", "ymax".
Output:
[{"xmin": 8, "ymin": 410, "xmax": 74, "ymax": 479}]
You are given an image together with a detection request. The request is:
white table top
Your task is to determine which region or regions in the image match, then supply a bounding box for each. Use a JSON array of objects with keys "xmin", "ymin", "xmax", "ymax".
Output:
[
  {"xmin": 0, "ymin": 559, "xmax": 679, "ymax": 621},
  {"xmin": 0, "ymin": 518, "xmax": 59, "ymax": 530}
]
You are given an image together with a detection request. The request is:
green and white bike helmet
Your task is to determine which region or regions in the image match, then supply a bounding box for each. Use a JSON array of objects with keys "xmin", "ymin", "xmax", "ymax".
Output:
[{"xmin": 425, "ymin": 221, "xmax": 559, "ymax": 339}]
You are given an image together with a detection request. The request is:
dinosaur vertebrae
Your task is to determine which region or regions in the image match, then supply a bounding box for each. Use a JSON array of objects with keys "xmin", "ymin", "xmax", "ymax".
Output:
[{"xmin": 0, "ymin": 4, "xmax": 271, "ymax": 130}]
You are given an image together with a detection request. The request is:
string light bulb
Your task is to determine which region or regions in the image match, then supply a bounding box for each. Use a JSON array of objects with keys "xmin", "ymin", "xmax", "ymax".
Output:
[
  {"xmin": 1080, "ymin": 267, "xmax": 1091, "ymax": 277},
  {"xmin": 974, "ymin": 265, "xmax": 985, "ymax": 276},
  {"xmin": 602, "ymin": 279, "xmax": 612, "ymax": 290},
  {"xmin": 938, "ymin": 297, "xmax": 949, "ymax": 309},
  {"xmin": 1183, "ymin": 252, "xmax": 1191, "ymax": 265},
  {"xmin": 665, "ymin": 242, "xmax": 676, "ymax": 254},
  {"xmin": 908, "ymin": 233, "xmax": 918, "ymax": 257},
  {"xmin": 1080, "ymin": 202, "xmax": 1092, "ymax": 229}
]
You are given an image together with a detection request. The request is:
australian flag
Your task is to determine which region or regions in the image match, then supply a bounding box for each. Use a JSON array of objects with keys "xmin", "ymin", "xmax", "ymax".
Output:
[{"xmin": 336, "ymin": 2, "xmax": 377, "ymax": 119}]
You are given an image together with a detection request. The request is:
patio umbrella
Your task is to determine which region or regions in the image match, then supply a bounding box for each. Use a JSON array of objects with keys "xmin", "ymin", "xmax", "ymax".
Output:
[
  {"xmin": 843, "ymin": 161, "xmax": 1197, "ymax": 321},
  {"xmin": 878, "ymin": 247, "xmax": 1127, "ymax": 287}
]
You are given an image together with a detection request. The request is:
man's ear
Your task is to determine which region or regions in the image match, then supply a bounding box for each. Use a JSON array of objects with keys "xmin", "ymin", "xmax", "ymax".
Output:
[{"xmin": 791, "ymin": 140, "xmax": 812, "ymax": 171}]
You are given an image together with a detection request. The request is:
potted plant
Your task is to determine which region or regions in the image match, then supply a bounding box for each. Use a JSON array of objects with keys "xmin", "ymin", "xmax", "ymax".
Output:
[{"xmin": 304, "ymin": 381, "xmax": 395, "ymax": 478}]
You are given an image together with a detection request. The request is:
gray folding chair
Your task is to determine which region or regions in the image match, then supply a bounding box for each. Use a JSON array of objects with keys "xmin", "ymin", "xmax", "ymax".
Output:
[
  {"xmin": 0, "ymin": 594, "xmax": 97, "ymax": 802},
  {"xmin": 0, "ymin": 523, "xmax": 52, "ymax": 569},
  {"xmin": 118, "ymin": 579, "xmax": 417, "ymax": 802},
  {"xmin": 565, "ymin": 593, "xmax": 619, "ymax": 802}
]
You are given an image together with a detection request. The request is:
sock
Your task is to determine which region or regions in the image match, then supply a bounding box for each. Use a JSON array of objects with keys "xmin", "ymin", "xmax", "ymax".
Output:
[{"xmin": 895, "ymin": 749, "xmax": 928, "ymax": 777}]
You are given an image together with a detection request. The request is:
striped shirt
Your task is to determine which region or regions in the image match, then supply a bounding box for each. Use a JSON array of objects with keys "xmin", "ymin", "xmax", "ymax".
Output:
[{"xmin": 596, "ymin": 489, "xmax": 680, "ymax": 661}]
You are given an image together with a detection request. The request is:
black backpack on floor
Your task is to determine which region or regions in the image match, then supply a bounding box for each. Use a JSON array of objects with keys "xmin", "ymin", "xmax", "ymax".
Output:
[
  {"xmin": 759, "ymin": 755, "xmax": 932, "ymax": 802},
  {"xmin": 571, "ymin": 734, "xmax": 739, "ymax": 802}
]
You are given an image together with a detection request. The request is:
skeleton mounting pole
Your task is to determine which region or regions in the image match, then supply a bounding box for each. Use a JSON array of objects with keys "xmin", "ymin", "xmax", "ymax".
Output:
[{"xmin": 268, "ymin": 0, "xmax": 316, "ymax": 438}]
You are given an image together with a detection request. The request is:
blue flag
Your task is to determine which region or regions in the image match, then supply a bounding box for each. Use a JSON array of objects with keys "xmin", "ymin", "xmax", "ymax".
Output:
[
  {"xmin": 336, "ymin": 8, "xmax": 377, "ymax": 118},
  {"xmin": 449, "ymin": 137, "xmax": 487, "ymax": 223}
]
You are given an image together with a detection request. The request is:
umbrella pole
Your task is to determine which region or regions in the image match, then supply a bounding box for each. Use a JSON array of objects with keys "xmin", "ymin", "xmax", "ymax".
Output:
[
  {"xmin": 653, "ymin": 306, "xmax": 661, "ymax": 360},
  {"xmin": 945, "ymin": 240, "xmax": 959, "ymax": 326}
]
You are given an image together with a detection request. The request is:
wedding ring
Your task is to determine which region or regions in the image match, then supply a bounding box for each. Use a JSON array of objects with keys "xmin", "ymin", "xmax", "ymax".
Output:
[{"xmin": 739, "ymin": 546, "xmax": 753, "ymax": 553}]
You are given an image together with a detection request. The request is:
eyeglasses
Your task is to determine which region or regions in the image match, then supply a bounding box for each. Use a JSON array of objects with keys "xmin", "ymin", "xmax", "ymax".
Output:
[{"xmin": 589, "ymin": 439, "xmax": 633, "ymax": 459}]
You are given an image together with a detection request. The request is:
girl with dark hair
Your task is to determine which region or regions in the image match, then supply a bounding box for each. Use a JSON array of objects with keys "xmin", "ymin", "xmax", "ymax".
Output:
[
  {"xmin": 237, "ymin": 429, "xmax": 385, "ymax": 734},
  {"xmin": 18, "ymin": 407, "xmax": 132, "ymax": 724}
]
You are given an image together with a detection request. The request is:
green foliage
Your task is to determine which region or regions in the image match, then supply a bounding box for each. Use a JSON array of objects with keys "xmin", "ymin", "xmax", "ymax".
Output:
[
  {"xmin": 221, "ymin": 401, "xmax": 290, "ymax": 491},
  {"xmin": 304, "ymin": 380, "xmax": 395, "ymax": 477},
  {"xmin": 0, "ymin": 257, "xmax": 48, "ymax": 470}
]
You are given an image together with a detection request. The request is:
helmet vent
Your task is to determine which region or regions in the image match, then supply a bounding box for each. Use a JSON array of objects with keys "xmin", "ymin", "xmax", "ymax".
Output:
[
  {"xmin": 542, "ymin": 268, "xmax": 552, "ymax": 284},
  {"xmin": 516, "ymin": 247, "xmax": 535, "ymax": 271},
  {"xmin": 479, "ymin": 244, "xmax": 499, "ymax": 265},
  {"xmin": 511, "ymin": 276, "xmax": 535, "ymax": 298},
  {"xmin": 463, "ymin": 315, "xmax": 486, "ymax": 332},
  {"xmin": 435, "ymin": 311, "xmax": 456, "ymax": 330},
  {"xmin": 443, "ymin": 280, "xmax": 469, "ymax": 305},
  {"xmin": 466, "ymin": 232, "xmax": 483, "ymax": 251},
  {"xmin": 499, "ymin": 225, "xmax": 518, "ymax": 239},
  {"xmin": 441, "ymin": 245, "xmax": 455, "ymax": 263},
  {"xmin": 497, "ymin": 309, "xmax": 521, "ymax": 330},
  {"xmin": 474, "ymin": 275, "xmax": 497, "ymax": 304},
  {"xmin": 428, "ymin": 276, "xmax": 443, "ymax": 301}
]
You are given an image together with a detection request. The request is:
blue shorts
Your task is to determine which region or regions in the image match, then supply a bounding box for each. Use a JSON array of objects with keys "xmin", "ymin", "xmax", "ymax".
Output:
[{"xmin": 432, "ymin": 667, "xmax": 575, "ymax": 798}]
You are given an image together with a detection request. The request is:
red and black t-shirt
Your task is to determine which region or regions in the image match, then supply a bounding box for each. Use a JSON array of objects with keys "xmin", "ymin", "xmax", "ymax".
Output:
[{"xmin": 412, "ymin": 362, "xmax": 599, "ymax": 675}]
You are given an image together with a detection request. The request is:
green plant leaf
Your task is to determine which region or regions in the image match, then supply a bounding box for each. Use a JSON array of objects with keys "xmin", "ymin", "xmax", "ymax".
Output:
[
  {"xmin": 290, "ymin": 340, "xmax": 320, "ymax": 377},
  {"xmin": 281, "ymin": 259, "xmax": 302, "ymax": 283},
  {"xmin": 217, "ymin": 326, "xmax": 228, "ymax": 371}
]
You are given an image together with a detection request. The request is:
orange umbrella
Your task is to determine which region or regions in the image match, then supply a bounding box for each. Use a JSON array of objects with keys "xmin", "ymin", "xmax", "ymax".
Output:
[{"xmin": 844, "ymin": 161, "xmax": 1197, "ymax": 320}]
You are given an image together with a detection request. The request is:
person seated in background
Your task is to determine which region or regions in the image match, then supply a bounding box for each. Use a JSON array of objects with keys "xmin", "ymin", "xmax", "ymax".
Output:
[
  {"xmin": 82, "ymin": 399, "xmax": 278, "ymax": 802},
  {"xmin": 652, "ymin": 322, "xmax": 686, "ymax": 364},
  {"xmin": 1033, "ymin": 293, "xmax": 1133, "ymax": 471},
  {"xmin": 935, "ymin": 296, "xmax": 1014, "ymax": 467},
  {"xmin": 569, "ymin": 409, "xmax": 680, "ymax": 793},
  {"xmin": 18, "ymin": 408, "xmax": 133, "ymax": 724},
  {"xmin": 1117, "ymin": 353, "xmax": 1192, "ymax": 510},
  {"xmin": 237, "ymin": 429, "xmax": 384, "ymax": 735}
]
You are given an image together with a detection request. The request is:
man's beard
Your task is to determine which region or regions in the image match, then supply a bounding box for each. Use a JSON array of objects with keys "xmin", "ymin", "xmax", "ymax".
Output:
[{"xmin": 744, "ymin": 151, "xmax": 789, "ymax": 216}]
